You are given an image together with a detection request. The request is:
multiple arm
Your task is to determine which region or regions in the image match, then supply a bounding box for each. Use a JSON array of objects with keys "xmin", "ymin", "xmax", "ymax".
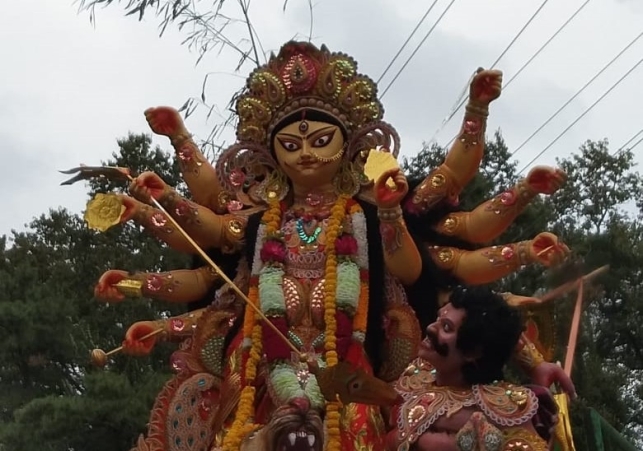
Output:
[
  {"xmin": 119, "ymin": 174, "xmax": 247, "ymax": 254},
  {"xmin": 144, "ymin": 106, "xmax": 231, "ymax": 214},
  {"xmin": 427, "ymin": 231, "xmax": 568, "ymax": 286},
  {"xmin": 406, "ymin": 102, "xmax": 489, "ymax": 214},
  {"xmin": 111, "ymin": 266, "xmax": 221, "ymax": 304},
  {"xmin": 406, "ymin": 70, "xmax": 502, "ymax": 215},
  {"xmin": 433, "ymin": 166, "xmax": 566, "ymax": 244},
  {"xmin": 433, "ymin": 178, "xmax": 537, "ymax": 244}
]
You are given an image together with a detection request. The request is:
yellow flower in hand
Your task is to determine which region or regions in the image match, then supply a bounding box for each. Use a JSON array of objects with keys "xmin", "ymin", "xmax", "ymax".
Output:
[{"xmin": 84, "ymin": 193, "xmax": 126, "ymax": 232}]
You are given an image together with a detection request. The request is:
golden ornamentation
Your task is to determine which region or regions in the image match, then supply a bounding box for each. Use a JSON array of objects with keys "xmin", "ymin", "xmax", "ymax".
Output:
[
  {"xmin": 394, "ymin": 359, "xmax": 539, "ymax": 449},
  {"xmin": 503, "ymin": 427, "xmax": 548, "ymax": 451},
  {"xmin": 114, "ymin": 278, "xmax": 144, "ymax": 297},
  {"xmin": 84, "ymin": 193, "xmax": 126, "ymax": 232},
  {"xmin": 235, "ymin": 42, "xmax": 383, "ymax": 146},
  {"xmin": 363, "ymin": 149, "xmax": 399, "ymax": 187},
  {"xmin": 408, "ymin": 165, "xmax": 459, "ymax": 214},
  {"xmin": 515, "ymin": 338, "xmax": 545, "ymax": 370}
]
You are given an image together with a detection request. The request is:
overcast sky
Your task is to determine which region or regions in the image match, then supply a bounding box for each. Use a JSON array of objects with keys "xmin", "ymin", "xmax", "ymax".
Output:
[{"xmin": 1, "ymin": 0, "xmax": 642, "ymax": 238}]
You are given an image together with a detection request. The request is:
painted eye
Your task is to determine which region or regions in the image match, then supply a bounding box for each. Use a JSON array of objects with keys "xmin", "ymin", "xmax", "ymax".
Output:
[
  {"xmin": 312, "ymin": 132, "xmax": 335, "ymax": 147},
  {"xmin": 278, "ymin": 139, "xmax": 300, "ymax": 152}
]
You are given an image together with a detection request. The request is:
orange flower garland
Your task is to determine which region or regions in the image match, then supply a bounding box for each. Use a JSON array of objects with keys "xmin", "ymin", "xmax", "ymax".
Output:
[
  {"xmin": 323, "ymin": 194, "xmax": 350, "ymax": 451},
  {"xmin": 225, "ymin": 197, "xmax": 367, "ymax": 451},
  {"xmin": 222, "ymin": 201, "xmax": 282, "ymax": 451}
]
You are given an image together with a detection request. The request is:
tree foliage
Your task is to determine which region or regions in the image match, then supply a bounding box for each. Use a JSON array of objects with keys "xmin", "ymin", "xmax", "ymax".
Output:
[{"xmin": 0, "ymin": 134, "xmax": 189, "ymax": 450}]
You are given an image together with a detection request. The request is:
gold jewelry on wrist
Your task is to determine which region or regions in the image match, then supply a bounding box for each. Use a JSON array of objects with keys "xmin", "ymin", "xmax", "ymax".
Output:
[
  {"xmin": 377, "ymin": 205, "xmax": 403, "ymax": 222},
  {"xmin": 465, "ymin": 102, "xmax": 489, "ymax": 118}
]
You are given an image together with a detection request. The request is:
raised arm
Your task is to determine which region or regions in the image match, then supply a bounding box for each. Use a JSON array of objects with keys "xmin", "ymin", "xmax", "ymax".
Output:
[
  {"xmin": 128, "ymin": 171, "xmax": 247, "ymax": 254},
  {"xmin": 433, "ymin": 166, "xmax": 566, "ymax": 244},
  {"xmin": 406, "ymin": 70, "xmax": 503, "ymax": 214},
  {"xmin": 376, "ymin": 169, "xmax": 423, "ymax": 285},
  {"xmin": 94, "ymin": 266, "xmax": 221, "ymax": 304},
  {"xmin": 144, "ymin": 106, "xmax": 231, "ymax": 214},
  {"xmin": 427, "ymin": 232, "xmax": 569, "ymax": 285}
]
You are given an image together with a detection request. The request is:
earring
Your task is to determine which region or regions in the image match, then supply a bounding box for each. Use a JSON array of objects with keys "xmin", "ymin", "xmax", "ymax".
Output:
[
  {"xmin": 257, "ymin": 169, "xmax": 289, "ymax": 203},
  {"xmin": 332, "ymin": 161, "xmax": 362, "ymax": 197}
]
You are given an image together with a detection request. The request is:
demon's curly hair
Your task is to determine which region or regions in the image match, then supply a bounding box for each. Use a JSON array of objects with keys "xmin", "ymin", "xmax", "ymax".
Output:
[{"xmin": 450, "ymin": 286, "xmax": 524, "ymax": 385}]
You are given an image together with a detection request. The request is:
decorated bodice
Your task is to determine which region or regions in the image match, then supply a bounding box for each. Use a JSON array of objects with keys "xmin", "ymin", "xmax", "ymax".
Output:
[
  {"xmin": 279, "ymin": 209, "xmax": 348, "ymax": 349},
  {"xmin": 393, "ymin": 358, "xmax": 539, "ymax": 449}
]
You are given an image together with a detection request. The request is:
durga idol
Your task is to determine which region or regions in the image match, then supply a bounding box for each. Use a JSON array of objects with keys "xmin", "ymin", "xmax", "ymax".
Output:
[{"xmin": 86, "ymin": 41, "xmax": 572, "ymax": 451}]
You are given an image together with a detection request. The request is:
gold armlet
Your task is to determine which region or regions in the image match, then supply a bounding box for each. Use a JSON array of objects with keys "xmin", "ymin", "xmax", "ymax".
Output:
[
  {"xmin": 219, "ymin": 215, "xmax": 247, "ymax": 254},
  {"xmin": 428, "ymin": 246, "xmax": 463, "ymax": 272},
  {"xmin": 481, "ymin": 241, "xmax": 530, "ymax": 270},
  {"xmin": 407, "ymin": 165, "xmax": 460, "ymax": 214},
  {"xmin": 486, "ymin": 178, "xmax": 537, "ymax": 217},
  {"xmin": 503, "ymin": 427, "xmax": 548, "ymax": 451},
  {"xmin": 515, "ymin": 337, "xmax": 545, "ymax": 370},
  {"xmin": 435, "ymin": 212, "xmax": 467, "ymax": 238}
]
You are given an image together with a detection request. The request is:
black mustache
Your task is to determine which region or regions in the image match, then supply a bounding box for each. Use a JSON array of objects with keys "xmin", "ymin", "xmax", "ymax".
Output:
[{"xmin": 426, "ymin": 329, "xmax": 449, "ymax": 357}]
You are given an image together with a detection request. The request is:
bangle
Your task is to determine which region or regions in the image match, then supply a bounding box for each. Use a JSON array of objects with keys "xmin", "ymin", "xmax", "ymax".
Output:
[
  {"xmin": 465, "ymin": 102, "xmax": 489, "ymax": 118},
  {"xmin": 377, "ymin": 206, "xmax": 403, "ymax": 222},
  {"xmin": 170, "ymin": 132, "xmax": 192, "ymax": 148}
]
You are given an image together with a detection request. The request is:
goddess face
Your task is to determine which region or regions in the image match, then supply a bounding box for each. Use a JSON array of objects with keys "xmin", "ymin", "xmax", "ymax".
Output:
[{"xmin": 272, "ymin": 118, "xmax": 345, "ymax": 191}]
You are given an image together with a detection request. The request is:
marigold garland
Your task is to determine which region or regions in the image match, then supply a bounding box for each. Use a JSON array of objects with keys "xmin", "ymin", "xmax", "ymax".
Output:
[
  {"xmin": 323, "ymin": 195, "xmax": 350, "ymax": 451},
  {"xmin": 222, "ymin": 201, "xmax": 281, "ymax": 451},
  {"xmin": 225, "ymin": 197, "xmax": 368, "ymax": 451}
]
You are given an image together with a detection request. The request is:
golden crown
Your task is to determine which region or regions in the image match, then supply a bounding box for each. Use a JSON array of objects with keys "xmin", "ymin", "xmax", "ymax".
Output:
[{"xmin": 235, "ymin": 41, "xmax": 384, "ymax": 146}]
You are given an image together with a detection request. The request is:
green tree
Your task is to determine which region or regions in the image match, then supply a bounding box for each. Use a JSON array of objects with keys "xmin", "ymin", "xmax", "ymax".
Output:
[
  {"xmin": 0, "ymin": 133, "xmax": 189, "ymax": 450},
  {"xmin": 548, "ymin": 141, "xmax": 643, "ymax": 446}
]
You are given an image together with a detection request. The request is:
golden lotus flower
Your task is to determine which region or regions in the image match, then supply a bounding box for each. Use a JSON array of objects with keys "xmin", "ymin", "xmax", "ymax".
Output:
[
  {"xmin": 84, "ymin": 193, "xmax": 126, "ymax": 232},
  {"xmin": 363, "ymin": 149, "xmax": 399, "ymax": 187}
]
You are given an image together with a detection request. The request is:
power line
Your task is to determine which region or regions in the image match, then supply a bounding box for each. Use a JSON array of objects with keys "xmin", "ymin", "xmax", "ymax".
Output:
[
  {"xmin": 517, "ymin": 55, "xmax": 643, "ymax": 175},
  {"xmin": 432, "ymin": 0, "xmax": 553, "ymax": 143},
  {"xmin": 614, "ymin": 129, "xmax": 643, "ymax": 155},
  {"xmin": 380, "ymin": 0, "xmax": 457, "ymax": 99},
  {"xmin": 439, "ymin": 1, "xmax": 591, "ymax": 151},
  {"xmin": 511, "ymin": 30, "xmax": 643, "ymax": 158},
  {"xmin": 377, "ymin": 0, "xmax": 440, "ymax": 84},
  {"xmin": 628, "ymin": 135, "xmax": 643, "ymax": 153},
  {"xmin": 504, "ymin": 0, "xmax": 591, "ymax": 91}
]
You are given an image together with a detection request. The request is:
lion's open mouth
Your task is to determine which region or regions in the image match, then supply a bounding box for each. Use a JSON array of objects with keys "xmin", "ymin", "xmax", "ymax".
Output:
[{"xmin": 276, "ymin": 427, "xmax": 320, "ymax": 451}]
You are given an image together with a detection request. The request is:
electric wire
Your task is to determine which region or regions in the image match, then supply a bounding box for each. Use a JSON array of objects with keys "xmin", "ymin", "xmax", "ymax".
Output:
[
  {"xmin": 510, "ymin": 30, "xmax": 643, "ymax": 158},
  {"xmin": 614, "ymin": 129, "xmax": 643, "ymax": 155},
  {"xmin": 431, "ymin": 0, "xmax": 553, "ymax": 144},
  {"xmin": 380, "ymin": 0, "xmax": 457, "ymax": 99},
  {"xmin": 503, "ymin": 0, "xmax": 591, "ymax": 92},
  {"xmin": 377, "ymin": 0, "xmax": 440, "ymax": 84},
  {"xmin": 516, "ymin": 56, "xmax": 643, "ymax": 175},
  {"xmin": 440, "ymin": 0, "xmax": 591, "ymax": 150}
]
